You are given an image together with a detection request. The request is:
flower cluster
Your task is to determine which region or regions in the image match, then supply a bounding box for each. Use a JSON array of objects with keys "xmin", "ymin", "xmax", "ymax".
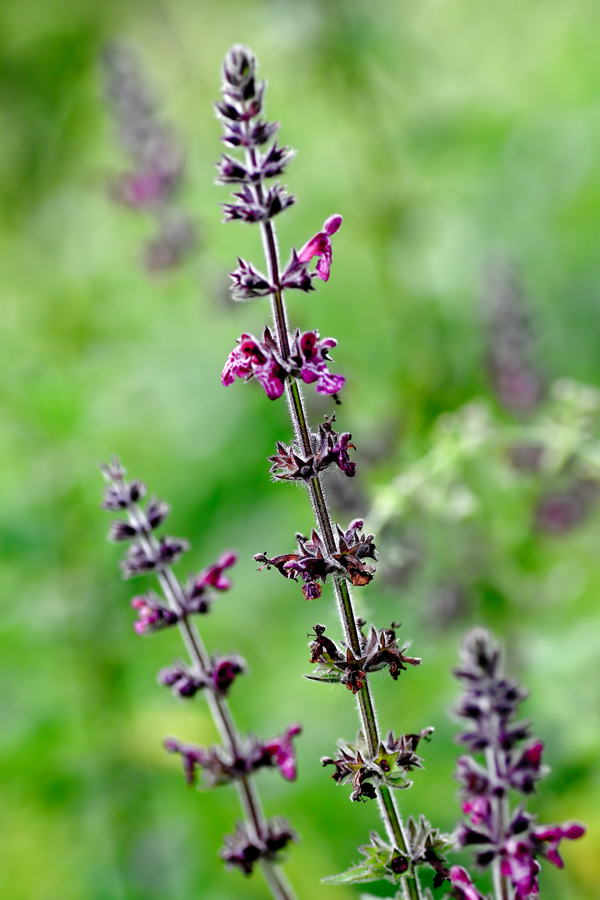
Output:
[
  {"xmin": 268, "ymin": 413, "xmax": 356, "ymax": 482},
  {"xmin": 322, "ymin": 727, "xmax": 432, "ymax": 802},
  {"xmin": 214, "ymin": 44, "xmax": 294, "ymax": 223},
  {"xmin": 484, "ymin": 263, "xmax": 544, "ymax": 413},
  {"xmin": 222, "ymin": 326, "xmax": 345, "ymax": 400},
  {"xmin": 101, "ymin": 42, "xmax": 196, "ymax": 271},
  {"xmin": 453, "ymin": 629, "xmax": 585, "ymax": 898},
  {"xmin": 164, "ymin": 725, "xmax": 302, "ymax": 787},
  {"xmin": 254, "ymin": 518, "xmax": 377, "ymax": 601},
  {"xmin": 228, "ymin": 216, "xmax": 343, "ymax": 299},
  {"xmin": 158, "ymin": 653, "xmax": 246, "ymax": 698},
  {"xmin": 306, "ymin": 622, "xmax": 420, "ymax": 693},
  {"xmin": 101, "ymin": 465, "xmax": 237, "ymax": 632},
  {"xmin": 221, "ymin": 818, "xmax": 296, "ymax": 876}
]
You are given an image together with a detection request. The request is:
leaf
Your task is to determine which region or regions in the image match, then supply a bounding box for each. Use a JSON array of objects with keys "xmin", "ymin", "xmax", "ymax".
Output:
[
  {"xmin": 322, "ymin": 864, "xmax": 385, "ymax": 885},
  {"xmin": 303, "ymin": 667, "xmax": 343, "ymax": 684}
]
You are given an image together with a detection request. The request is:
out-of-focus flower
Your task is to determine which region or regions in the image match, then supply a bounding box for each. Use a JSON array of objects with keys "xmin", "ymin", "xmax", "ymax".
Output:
[
  {"xmin": 262, "ymin": 724, "xmax": 302, "ymax": 781},
  {"xmin": 101, "ymin": 42, "xmax": 196, "ymax": 272},
  {"xmin": 131, "ymin": 592, "xmax": 178, "ymax": 634},
  {"xmin": 448, "ymin": 866, "xmax": 485, "ymax": 900}
]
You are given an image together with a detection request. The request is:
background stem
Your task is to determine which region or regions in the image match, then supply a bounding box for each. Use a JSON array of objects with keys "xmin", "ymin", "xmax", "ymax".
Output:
[{"xmin": 122, "ymin": 488, "xmax": 298, "ymax": 900}]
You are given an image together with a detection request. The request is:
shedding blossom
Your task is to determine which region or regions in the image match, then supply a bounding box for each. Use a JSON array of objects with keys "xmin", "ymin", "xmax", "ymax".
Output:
[{"xmin": 297, "ymin": 214, "xmax": 343, "ymax": 282}]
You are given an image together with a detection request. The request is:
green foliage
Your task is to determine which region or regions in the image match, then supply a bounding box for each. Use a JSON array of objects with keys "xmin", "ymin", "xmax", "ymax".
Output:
[{"xmin": 323, "ymin": 831, "xmax": 407, "ymax": 886}]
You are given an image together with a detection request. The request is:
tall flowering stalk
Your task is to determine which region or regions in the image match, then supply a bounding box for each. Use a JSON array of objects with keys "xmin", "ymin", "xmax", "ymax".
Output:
[
  {"xmin": 101, "ymin": 42, "xmax": 196, "ymax": 271},
  {"xmin": 100, "ymin": 458, "xmax": 300, "ymax": 900},
  {"xmin": 452, "ymin": 629, "xmax": 585, "ymax": 899},
  {"xmin": 216, "ymin": 45, "xmax": 456, "ymax": 899}
]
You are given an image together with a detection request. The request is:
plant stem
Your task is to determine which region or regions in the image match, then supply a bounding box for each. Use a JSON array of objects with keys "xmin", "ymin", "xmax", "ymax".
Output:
[
  {"xmin": 485, "ymin": 744, "xmax": 512, "ymax": 900},
  {"xmin": 258, "ymin": 218, "xmax": 422, "ymax": 900},
  {"xmin": 123, "ymin": 491, "xmax": 298, "ymax": 900}
]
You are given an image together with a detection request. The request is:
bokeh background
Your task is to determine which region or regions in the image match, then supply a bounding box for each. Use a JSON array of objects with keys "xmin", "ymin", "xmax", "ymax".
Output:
[{"xmin": 2, "ymin": 0, "xmax": 600, "ymax": 898}]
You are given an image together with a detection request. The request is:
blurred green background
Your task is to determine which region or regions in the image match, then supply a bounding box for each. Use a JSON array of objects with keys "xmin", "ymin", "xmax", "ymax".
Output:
[{"xmin": 2, "ymin": 0, "xmax": 600, "ymax": 897}]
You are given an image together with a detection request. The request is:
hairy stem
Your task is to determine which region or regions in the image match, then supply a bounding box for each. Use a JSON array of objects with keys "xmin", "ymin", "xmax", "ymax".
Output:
[
  {"xmin": 486, "ymin": 744, "xmax": 512, "ymax": 900},
  {"xmin": 123, "ymin": 490, "xmax": 298, "ymax": 900},
  {"xmin": 258, "ymin": 217, "xmax": 422, "ymax": 899}
]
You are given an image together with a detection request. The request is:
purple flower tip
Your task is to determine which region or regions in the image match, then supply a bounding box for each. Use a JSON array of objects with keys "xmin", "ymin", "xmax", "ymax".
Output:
[{"xmin": 323, "ymin": 213, "xmax": 342, "ymax": 235}]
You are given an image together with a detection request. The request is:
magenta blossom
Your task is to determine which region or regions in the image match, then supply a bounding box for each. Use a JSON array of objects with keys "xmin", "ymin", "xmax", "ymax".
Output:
[
  {"xmin": 297, "ymin": 214, "xmax": 342, "ymax": 282},
  {"xmin": 263, "ymin": 724, "xmax": 302, "ymax": 781},
  {"xmin": 194, "ymin": 550, "xmax": 237, "ymax": 592},
  {"xmin": 501, "ymin": 838, "xmax": 541, "ymax": 899},
  {"xmin": 223, "ymin": 327, "xmax": 345, "ymax": 399},
  {"xmin": 222, "ymin": 331, "xmax": 287, "ymax": 400},
  {"xmin": 462, "ymin": 795, "xmax": 491, "ymax": 827},
  {"xmin": 131, "ymin": 592, "xmax": 178, "ymax": 634},
  {"xmin": 292, "ymin": 330, "xmax": 345, "ymax": 395},
  {"xmin": 532, "ymin": 821, "xmax": 585, "ymax": 868},
  {"xmin": 449, "ymin": 866, "xmax": 484, "ymax": 900}
]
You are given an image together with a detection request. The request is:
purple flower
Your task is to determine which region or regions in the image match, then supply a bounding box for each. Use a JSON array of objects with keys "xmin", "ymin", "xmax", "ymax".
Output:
[
  {"xmin": 163, "ymin": 737, "xmax": 207, "ymax": 785},
  {"xmin": 193, "ymin": 551, "xmax": 237, "ymax": 592},
  {"xmin": 292, "ymin": 330, "xmax": 345, "ymax": 395},
  {"xmin": 131, "ymin": 592, "xmax": 178, "ymax": 634},
  {"xmin": 532, "ymin": 821, "xmax": 586, "ymax": 868},
  {"xmin": 114, "ymin": 168, "xmax": 175, "ymax": 209},
  {"xmin": 297, "ymin": 214, "xmax": 342, "ymax": 282},
  {"xmin": 158, "ymin": 662, "xmax": 204, "ymax": 697},
  {"xmin": 222, "ymin": 332, "xmax": 287, "ymax": 400},
  {"xmin": 462, "ymin": 796, "xmax": 492, "ymax": 827},
  {"xmin": 263, "ymin": 724, "xmax": 302, "ymax": 781},
  {"xmin": 500, "ymin": 838, "xmax": 540, "ymax": 899},
  {"xmin": 508, "ymin": 740, "xmax": 546, "ymax": 793},
  {"xmin": 222, "ymin": 328, "xmax": 345, "ymax": 399},
  {"xmin": 211, "ymin": 654, "xmax": 246, "ymax": 694},
  {"xmin": 449, "ymin": 866, "xmax": 484, "ymax": 900}
]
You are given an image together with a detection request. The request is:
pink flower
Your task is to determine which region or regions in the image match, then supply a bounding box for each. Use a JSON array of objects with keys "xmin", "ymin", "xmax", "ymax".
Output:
[
  {"xmin": 462, "ymin": 795, "xmax": 492, "ymax": 827},
  {"xmin": 263, "ymin": 724, "xmax": 302, "ymax": 781},
  {"xmin": 297, "ymin": 214, "xmax": 342, "ymax": 282},
  {"xmin": 221, "ymin": 332, "xmax": 287, "ymax": 400},
  {"xmin": 501, "ymin": 839, "xmax": 540, "ymax": 899},
  {"xmin": 131, "ymin": 593, "xmax": 178, "ymax": 634},
  {"xmin": 532, "ymin": 821, "xmax": 586, "ymax": 868},
  {"xmin": 449, "ymin": 866, "xmax": 484, "ymax": 900},
  {"xmin": 194, "ymin": 551, "xmax": 237, "ymax": 592},
  {"xmin": 293, "ymin": 331, "xmax": 345, "ymax": 395}
]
